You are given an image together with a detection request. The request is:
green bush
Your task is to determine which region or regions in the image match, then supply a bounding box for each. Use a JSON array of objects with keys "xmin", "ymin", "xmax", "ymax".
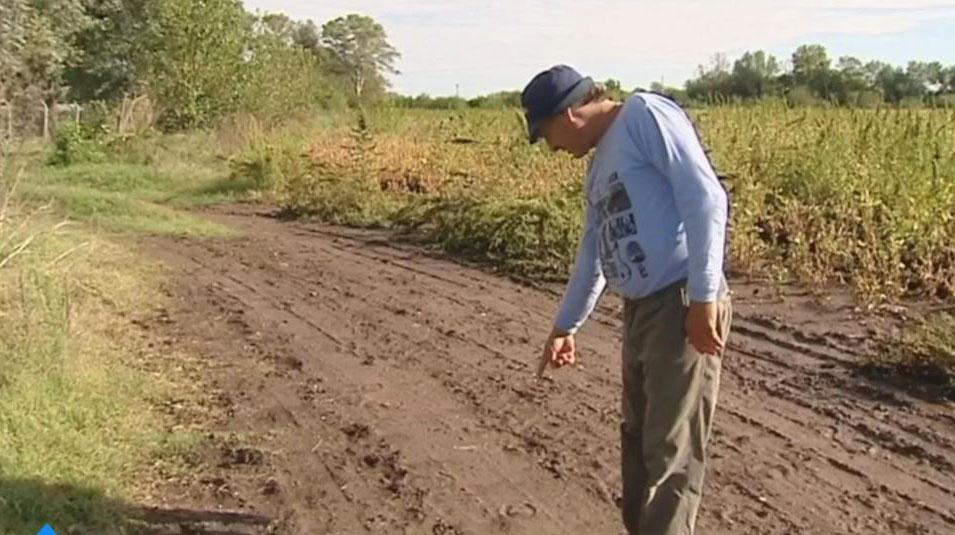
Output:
[{"xmin": 47, "ymin": 123, "xmax": 108, "ymax": 167}]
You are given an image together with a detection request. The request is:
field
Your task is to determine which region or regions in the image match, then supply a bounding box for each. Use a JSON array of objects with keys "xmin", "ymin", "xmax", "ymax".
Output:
[
  {"xmin": 2, "ymin": 101, "xmax": 953, "ymax": 533},
  {"xmin": 8, "ymin": 2, "xmax": 955, "ymax": 533},
  {"xmin": 232, "ymin": 103, "xmax": 955, "ymax": 376},
  {"xmin": 239, "ymin": 104, "xmax": 955, "ymax": 300}
]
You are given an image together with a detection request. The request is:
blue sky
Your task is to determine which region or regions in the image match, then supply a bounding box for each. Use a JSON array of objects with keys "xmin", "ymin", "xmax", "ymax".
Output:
[{"xmin": 243, "ymin": 1, "xmax": 955, "ymax": 97}]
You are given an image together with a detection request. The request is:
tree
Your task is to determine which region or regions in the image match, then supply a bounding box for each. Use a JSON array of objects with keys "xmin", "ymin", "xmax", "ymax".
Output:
[
  {"xmin": 145, "ymin": 0, "xmax": 250, "ymax": 129},
  {"xmin": 253, "ymin": 13, "xmax": 323, "ymax": 58},
  {"xmin": 792, "ymin": 44, "xmax": 830, "ymax": 81},
  {"xmin": 792, "ymin": 44, "xmax": 834, "ymax": 99},
  {"xmin": 292, "ymin": 19, "xmax": 320, "ymax": 53},
  {"xmin": 0, "ymin": 0, "xmax": 92, "ymax": 136},
  {"xmin": 836, "ymin": 56, "xmax": 877, "ymax": 106},
  {"xmin": 944, "ymin": 65, "xmax": 955, "ymax": 93},
  {"xmin": 907, "ymin": 61, "xmax": 944, "ymax": 94},
  {"xmin": 0, "ymin": 0, "xmax": 30, "ymax": 102},
  {"xmin": 240, "ymin": 13, "xmax": 334, "ymax": 121},
  {"xmin": 258, "ymin": 12, "xmax": 297, "ymax": 43},
  {"xmin": 861, "ymin": 61, "xmax": 884, "ymax": 85},
  {"xmin": 0, "ymin": 0, "xmax": 91, "ymax": 100},
  {"xmin": 63, "ymin": 0, "xmax": 157, "ymax": 101},
  {"xmin": 603, "ymin": 78, "xmax": 628, "ymax": 100},
  {"xmin": 321, "ymin": 14, "xmax": 399, "ymax": 103},
  {"xmin": 731, "ymin": 50, "xmax": 779, "ymax": 98},
  {"xmin": 837, "ymin": 56, "xmax": 866, "ymax": 89},
  {"xmin": 837, "ymin": 56, "xmax": 864, "ymax": 77},
  {"xmin": 873, "ymin": 66, "xmax": 921, "ymax": 103},
  {"xmin": 685, "ymin": 53, "xmax": 734, "ymax": 102}
]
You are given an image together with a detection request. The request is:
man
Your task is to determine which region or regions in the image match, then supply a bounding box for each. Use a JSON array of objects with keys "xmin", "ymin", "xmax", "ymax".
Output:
[{"xmin": 523, "ymin": 65, "xmax": 732, "ymax": 535}]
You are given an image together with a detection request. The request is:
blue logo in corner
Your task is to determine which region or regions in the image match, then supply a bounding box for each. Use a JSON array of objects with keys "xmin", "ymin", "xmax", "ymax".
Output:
[{"xmin": 38, "ymin": 524, "xmax": 57, "ymax": 535}]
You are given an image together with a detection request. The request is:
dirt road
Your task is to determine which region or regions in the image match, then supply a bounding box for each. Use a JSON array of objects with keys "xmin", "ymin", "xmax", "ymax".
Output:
[{"xmin": 142, "ymin": 204, "xmax": 955, "ymax": 535}]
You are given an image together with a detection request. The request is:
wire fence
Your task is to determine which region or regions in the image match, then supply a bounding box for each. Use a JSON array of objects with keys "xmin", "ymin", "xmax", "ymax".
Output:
[
  {"xmin": 0, "ymin": 100, "xmax": 82, "ymax": 142},
  {"xmin": 0, "ymin": 95, "xmax": 154, "ymax": 144}
]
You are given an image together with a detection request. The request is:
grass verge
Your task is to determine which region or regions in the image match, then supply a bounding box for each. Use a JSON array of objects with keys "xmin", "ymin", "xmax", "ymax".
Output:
[{"xmin": 0, "ymin": 130, "xmax": 256, "ymax": 532}]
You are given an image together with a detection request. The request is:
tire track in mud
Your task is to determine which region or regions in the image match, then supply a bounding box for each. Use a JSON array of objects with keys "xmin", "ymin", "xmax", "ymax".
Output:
[
  {"xmin": 155, "ymin": 241, "xmax": 615, "ymax": 534},
  {"xmin": 147, "ymin": 205, "xmax": 955, "ymax": 535}
]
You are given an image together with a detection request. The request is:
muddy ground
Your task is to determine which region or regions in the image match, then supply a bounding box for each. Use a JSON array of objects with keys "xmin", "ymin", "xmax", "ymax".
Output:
[{"xmin": 137, "ymin": 204, "xmax": 954, "ymax": 535}]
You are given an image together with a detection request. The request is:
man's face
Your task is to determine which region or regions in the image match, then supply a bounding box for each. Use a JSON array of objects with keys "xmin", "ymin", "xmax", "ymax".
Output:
[{"xmin": 539, "ymin": 110, "xmax": 589, "ymax": 158}]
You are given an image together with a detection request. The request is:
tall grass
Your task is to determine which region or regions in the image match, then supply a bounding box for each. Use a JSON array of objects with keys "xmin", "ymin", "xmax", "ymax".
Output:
[
  {"xmin": 225, "ymin": 104, "xmax": 955, "ymax": 382},
  {"xmin": 697, "ymin": 105, "xmax": 955, "ymax": 299},
  {"xmin": 235, "ymin": 104, "xmax": 955, "ymax": 297}
]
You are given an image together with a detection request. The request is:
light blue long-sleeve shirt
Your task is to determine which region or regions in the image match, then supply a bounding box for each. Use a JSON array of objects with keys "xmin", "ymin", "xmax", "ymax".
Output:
[{"xmin": 554, "ymin": 93, "xmax": 728, "ymax": 334}]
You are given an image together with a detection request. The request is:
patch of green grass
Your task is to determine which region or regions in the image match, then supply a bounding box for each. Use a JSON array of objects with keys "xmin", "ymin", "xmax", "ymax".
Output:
[
  {"xmin": 0, "ymin": 206, "xmax": 197, "ymax": 532},
  {"xmin": 16, "ymin": 130, "xmax": 259, "ymax": 237},
  {"xmin": 41, "ymin": 162, "xmax": 166, "ymax": 194},
  {"xmin": 22, "ymin": 183, "xmax": 233, "ymax": 236},
  {"xmin": 162, "ymin": 175, "xmax": 260, "ymax": 208}
]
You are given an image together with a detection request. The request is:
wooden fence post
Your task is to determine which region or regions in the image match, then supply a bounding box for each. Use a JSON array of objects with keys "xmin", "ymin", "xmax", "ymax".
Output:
[
  {"xmin": 3, "ymin": 103, "xmax": 10, "ymax": 140},
  {"xmin": 42, "ymin": 101, "xmax": 50, "ymax": 141}
]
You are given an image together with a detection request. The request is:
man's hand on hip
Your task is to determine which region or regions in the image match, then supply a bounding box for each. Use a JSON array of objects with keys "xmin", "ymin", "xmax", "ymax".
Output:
[{"xmin": 686, "ymin": 301, "xmax": 724, "ymax": 356}]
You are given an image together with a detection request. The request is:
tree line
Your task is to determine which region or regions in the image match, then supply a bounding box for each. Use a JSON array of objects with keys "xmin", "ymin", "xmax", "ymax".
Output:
[
  {"xmin": 4, "ymin": 0, "xmax": 952, "ymax": 131},
  {"xmin": 399, "ymin": 45, "xmax": 955, "ymax": 110},
  {"xmin": 0, "ymin": 0, "xmax": 400, "ymax": 131},
  {"xmin": 666, "ymin": 45, "xmax": 955, "ymax": 107},
  {"xmin": 392, "ymin": 79, "xmax": 636, "ymax": 110}
]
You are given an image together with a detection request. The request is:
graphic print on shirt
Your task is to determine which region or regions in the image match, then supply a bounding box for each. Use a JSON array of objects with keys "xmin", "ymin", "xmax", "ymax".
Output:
[
  {"xmin": 625, "ymin": 240, "xmax": 649, "ymax": 279},
  {"xmin": 592, "ymin": 172, "xmax": 649, "ymax": 284}
]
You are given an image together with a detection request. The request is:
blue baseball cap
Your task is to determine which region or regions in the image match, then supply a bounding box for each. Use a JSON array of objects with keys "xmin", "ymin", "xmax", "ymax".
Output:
[{"xmin": 521, "ymin": 65, "xmax": 595, "ymax": 143}]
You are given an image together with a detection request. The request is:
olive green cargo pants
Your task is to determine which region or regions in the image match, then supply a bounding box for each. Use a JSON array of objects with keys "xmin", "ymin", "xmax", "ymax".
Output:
[{"xmin": 620, "ymin": 279, "xmax": 732, "ymax": 535}]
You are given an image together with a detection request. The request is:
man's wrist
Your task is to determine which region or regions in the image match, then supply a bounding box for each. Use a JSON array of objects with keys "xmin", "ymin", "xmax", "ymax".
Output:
[
  {"xmin": 688, "ymin": 280, "xmax": 723, "ymax": 303},
  {"xmin": 550, "ymin": 326, "xmax": 573, "ymax": 337}
]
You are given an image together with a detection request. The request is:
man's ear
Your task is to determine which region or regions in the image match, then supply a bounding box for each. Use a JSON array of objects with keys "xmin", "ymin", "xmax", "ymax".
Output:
[{"xmin": 565, "ymin": 105, "xmax": 584, "ymax": 127}]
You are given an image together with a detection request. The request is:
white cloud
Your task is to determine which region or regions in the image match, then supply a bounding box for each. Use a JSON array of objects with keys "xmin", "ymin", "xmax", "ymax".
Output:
[{"xmin": 243, "ymin": 1, "xmax": 955, "ymax": 95}]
